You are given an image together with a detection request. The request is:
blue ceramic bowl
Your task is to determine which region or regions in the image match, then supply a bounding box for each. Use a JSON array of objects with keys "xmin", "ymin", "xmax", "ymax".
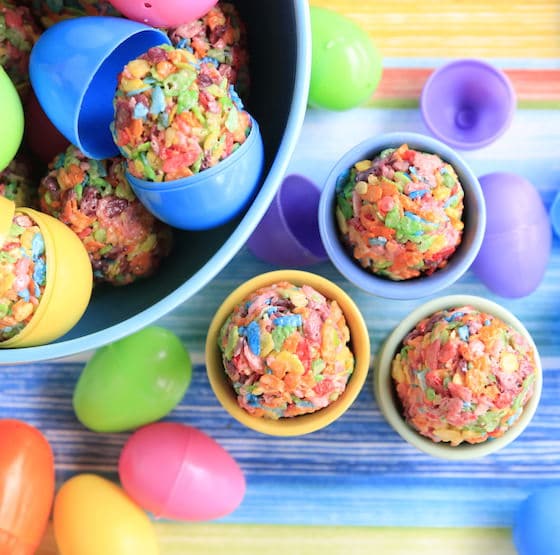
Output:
[
  {"xmin": 318, "ymin": 132, "xmax": 486, "ymax": 300},
  {"xmin": 3, "ymin": 0, "xmax": 310, "ymax": 364},
  {"xmin": 126, "ymin": 118, "xmax": 265, "ymax": 230},
  {"xmin": 30, "ymin": 16, "xmax": 170, "ymax": 160}
]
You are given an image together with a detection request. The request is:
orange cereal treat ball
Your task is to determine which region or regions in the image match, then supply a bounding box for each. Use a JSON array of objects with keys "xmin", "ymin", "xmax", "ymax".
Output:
[
  {"xmin": 392, "ymin": 306, "xmax": 538, "ymax": 446},
  {"xmin": 39, "ymin": 146, "xmax": 173, "ymax": 285},
  {"xmin": 335, "ymin": 144, "xmax": 464, "ymax": 280},
  {"xmin": 218, "ymin": 281, "xmax": 355, "ymax": 419}
]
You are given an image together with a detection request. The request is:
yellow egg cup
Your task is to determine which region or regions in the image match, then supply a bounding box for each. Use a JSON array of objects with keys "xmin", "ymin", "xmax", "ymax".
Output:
[
  {"xmin": 0, "ymin": 197, "xmax": 93, "ymax": 348},
  {"xmin": 205, "ymin": 270, "xmax": 371, "ymax": 436}
]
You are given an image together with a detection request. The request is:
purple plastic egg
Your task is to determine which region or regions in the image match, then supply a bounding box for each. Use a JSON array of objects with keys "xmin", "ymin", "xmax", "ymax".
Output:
[{"xmin": 471, "ymin": 172, "xmax": 551, "ymax": 298}]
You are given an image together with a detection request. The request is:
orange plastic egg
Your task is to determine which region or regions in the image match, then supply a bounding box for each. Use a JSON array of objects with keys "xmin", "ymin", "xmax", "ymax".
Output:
[{"xmin": 0, "ymin": 419, "xmax": 55, "ymax": 555}]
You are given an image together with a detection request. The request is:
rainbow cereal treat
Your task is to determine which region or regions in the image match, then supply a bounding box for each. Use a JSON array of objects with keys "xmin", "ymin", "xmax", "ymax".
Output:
[
  {"xmin": 112, "ymin": 44, "xmax": 251, "ymax": 183},
  {"xmin": 167, "ymin": 2, "xmax": 250, "ymax": 101},
  {"xmin": 0, "ymin": 212, "xmax": 46, "ymax": 341},
  {"xmin": 0, "ymin": 1, "xmax": 41, "ymax": 99},
  {"xmin": 0, "ymin": 154, "xmax": 37, "ymax": 208},
  {"xmin": 336, "ymin": 144, "xmax": 464, "ymax": 280},
  {"xmin": 38, "ymin": 146, "xmax": 173, "ymax": 285},
  {"xmin": 22, "ymin": 0, "xmax": 120, "ymax": 28},
  {"xmin": 392, "ymin": 306, "xmax": 538, "ymax": 446},
  {"xmin": 218, "ymin": 281, "xmax": 355, "ymax": 419}
]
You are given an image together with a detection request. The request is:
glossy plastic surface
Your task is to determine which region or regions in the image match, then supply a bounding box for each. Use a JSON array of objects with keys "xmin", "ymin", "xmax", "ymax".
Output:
[
  {"xmin": 0, "ymin": 199, "xmax": 93, "ymax": 349},
  {"xmin": 108, "ymin": 0, "xmax": 217, "ymax": 27},
  {"xmin": 119, "ymin": 423, "xmax": 246, "ymax": 521},
  {"xmin": 73, "ymin": 326, "xmax": 192, "ymax": 432},
  {"xmin": 127, "ymin": 119, "xmax": 265, "ymax": 230},
  {"xmin": 0, "ymin": 67, "xmax": 24, "ymax": 172},
  {"xmin": 53, "ymin": 474, "xmax": 159, "ymax": 555},
  {"xmin": 29, "ymin": 16, "xmax": 170, "ymax": 160},
  {"xmin": 246, "ymin": 173, "xmax": 328, "ymax": 266},
  {"xmin": 421, "ymin": 59, "xmax": 516, "ymax": 150},
  {"xmin": 309, "ymin": 6, "xmax": 382, "ymax": 110},
  {"xmin": 471, "ymin": 172, "xmax": 552, "ymax": 298},
  {"xmin": 318, "ymin": 132, "xmax": 486, "ymax": 300},
  {"xmin": 0, "ymin": 420, "xmax": 54, "ymax": 555}
]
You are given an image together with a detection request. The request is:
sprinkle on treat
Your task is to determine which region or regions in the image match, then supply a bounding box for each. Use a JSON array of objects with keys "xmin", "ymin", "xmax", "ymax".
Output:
[
  {"xmin": 0, "ymin": 1, "xmax": 41, "ymax": 99},
  {"xmin": 112, "ymin": 44, "xmax": 252, "ymax": 183},
  {"xmin": 218, "ymin": 281, "xmax": 355, "ymax": 419},
  {"xmin": 391, "ymin": 306, "xmax": 538, "ymax": 446},
  {"xmin": 167, "ymin": 2, "xmax": 250, "ymax": 101},
  {"xmin": 336, "ymin": 144, "xmax": 465, "ymax": 280},
  {"xmin": 39, "ymin": 146, "xmax": 173, "ymax": 285},
  {"xmin": 0, "ymin": 212, "xmax": 46, "ymax": 341}
]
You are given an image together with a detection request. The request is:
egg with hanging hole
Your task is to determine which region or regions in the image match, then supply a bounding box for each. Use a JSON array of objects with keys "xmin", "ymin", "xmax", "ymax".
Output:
[
  {"xmin": 119, "ymin": 422, "xmax": 246, "ymax": 521},
  {"xmin": 309, "ymin": 6, "xmax": 382, "ymax": 111},
  {"xmin": 470, "ymin": 172, "xmax": 552, "ymax": 298},
  {"xmin": 0, "ymin": 419, "xmax": 55, "ymax": 555},
  {"xmin": 107, "ymin": 0, "xmax": 218, "ymax": 27},
  {"xmin": 53, "ymin": 474, "xmax": 160, "ymax": 555},
  {"xmin": 513, "ymin": 488, "xmax": 560, "ymax": 555}
]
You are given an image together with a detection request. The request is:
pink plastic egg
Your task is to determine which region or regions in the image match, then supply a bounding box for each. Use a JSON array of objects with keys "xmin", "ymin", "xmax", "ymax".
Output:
[
  {"xmin": 107, "ymin": 0, "xmax": 218, "ymax": 27},
  {"xmin": 119, "ymin": 422, "xmax": 246, "ymax": 521}
]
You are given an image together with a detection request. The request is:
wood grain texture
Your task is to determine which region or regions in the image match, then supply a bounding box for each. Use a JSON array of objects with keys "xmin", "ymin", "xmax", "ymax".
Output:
[{"xmin": 310, "ymin": 0, "xmax": 560, "ymax": 59}]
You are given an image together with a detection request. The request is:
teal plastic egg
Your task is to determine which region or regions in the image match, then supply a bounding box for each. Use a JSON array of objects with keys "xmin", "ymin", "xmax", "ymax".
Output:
[
  {"xmin": 73, "ymin": 326, "xmax": 192, "ymax": 432},
  {"xmin": 309, "ymin": 6, "xmax": 383, "ymax": 111}
]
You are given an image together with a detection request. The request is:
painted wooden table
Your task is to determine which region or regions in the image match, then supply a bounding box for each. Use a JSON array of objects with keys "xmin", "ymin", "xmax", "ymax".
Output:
[{"xmin": 4, "ymin": 1, "xmax": 560, "ymax": 553}]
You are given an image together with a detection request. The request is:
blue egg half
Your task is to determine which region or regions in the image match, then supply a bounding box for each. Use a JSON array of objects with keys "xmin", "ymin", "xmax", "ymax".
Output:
[{"xmin": 513, "ymin": 488, "xmax": 560, "ymax": 555}]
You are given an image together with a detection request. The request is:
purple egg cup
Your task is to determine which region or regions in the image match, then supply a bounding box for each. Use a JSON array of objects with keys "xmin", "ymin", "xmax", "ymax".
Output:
[
  {"xmin": 421, "ymin": 59, "xmax": 517, "ymax": 150},
  {"xmin": 246, "ymin": 174, "xmax": 328, "ymax": 267}
]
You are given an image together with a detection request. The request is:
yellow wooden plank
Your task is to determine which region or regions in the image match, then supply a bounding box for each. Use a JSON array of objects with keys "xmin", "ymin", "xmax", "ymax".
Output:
[
  {"xmin": 37, "ymin": 522, "xmax": 516, "ymax": 555},
  {"xmin": 310, "ymin": 0, "xmax": 560, "ymax": 59}
]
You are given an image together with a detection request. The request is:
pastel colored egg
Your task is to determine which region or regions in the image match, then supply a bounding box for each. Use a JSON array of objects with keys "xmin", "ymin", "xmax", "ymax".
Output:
[
  {"xmin": 471, "ymin": 172, "xmax": 552, "ymax": 298},
  {"xmin": 0, "ymin": 66, "xmax": 24, "ymax": 172},
  {"xmin": 513, "ymin": 488, "xmax": 560, "ymax": 555},
  {"xmin": 53, "ymin": 474, "xmax": 159, "ymax": 555},
  {"xmin": 107, "ymin": 0, "xmax": 217, "ymax": 27},
  {"xmin": 73, "ymin": 326, "xmax": 192, "ymax": 432},
  {"xmin": 309, "ymin": 6, "xmax": 382, "ymax": 111},
  {"xmin": 119, "ymin": 422, "xmax": 246, "ymax": 521},
  {"xmin": 0, "ymin": 419, "xmax": 55, "ymax": 555}
]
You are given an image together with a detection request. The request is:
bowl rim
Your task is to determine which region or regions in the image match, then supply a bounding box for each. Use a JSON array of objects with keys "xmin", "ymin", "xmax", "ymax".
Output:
[
  {"xmin": 318, "ymin": 131, "xmax": 487, "ymax": 300},
  {"xmin": 125, "ymin": 117, "xmax": 261, "ymax": 192},
  {"xmin": 205, "ymin": 269, "xmax": 371, "ymax": 436},
  {"xmin": 1, "ymin": 0, "xmax": 312, "ymax": 365},
  {"xmin": 420, "ymin": 58, "xmax": 517, "ymax": 151},
  {"xmin": 373, "ymin": 294, "xmax": 543, "ymax": 460}
]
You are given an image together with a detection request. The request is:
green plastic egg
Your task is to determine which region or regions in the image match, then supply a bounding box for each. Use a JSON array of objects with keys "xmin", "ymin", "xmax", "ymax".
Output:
[
  {"xmin": 73, "ymin": 326, "xmax": 192, "ymax": 432},
  {"xmin": 309, "ymin": 6, "xmax": 383, "ymax": 111},
  {"xmin": 0, "ymin": 67, "xmax": 24, "ymax": 172}
]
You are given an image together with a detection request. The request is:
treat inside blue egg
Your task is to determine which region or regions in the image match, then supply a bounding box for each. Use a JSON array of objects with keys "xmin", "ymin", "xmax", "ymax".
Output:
[
  {"xmin": 513, "ymin": 488, "xmax": 560, "ymax": 555},
  {"xmin": 471, "ymin": 172, "xmax": 552, "ymax": 298}
]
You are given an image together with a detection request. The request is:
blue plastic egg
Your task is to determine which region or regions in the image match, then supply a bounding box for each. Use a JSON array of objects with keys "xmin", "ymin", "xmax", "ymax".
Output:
[{"xmin": 513, "ymin": 488, "xmax": 560, "ymax": 555}]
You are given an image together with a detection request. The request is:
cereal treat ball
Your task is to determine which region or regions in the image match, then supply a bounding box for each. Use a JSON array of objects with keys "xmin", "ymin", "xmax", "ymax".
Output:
[
  {"xmin": 167, "ymin": 2, "xmax": 250, "ymax": 101},
  {"xmin": 38, "ymin": 146, "xmax": 173, "ymax": 285},
  {"xmin": 112, "ymin": 44, "xmax": 252, "ymax": 182},
  {"xmin": 0, "ymin": 1, "xmax": 41, "ymax": 99},
  {"xmin": 218, "ymin": 281, "xmax": 355, "ymax": 419},
  {"xmin": 22, "ymin": 0, "xmax": 120, "ymax": 28},
  {"xmin": 392, "ymin": 306, "xmax": 539, "ymax": 446},
  {"xmin": 0, "ymin": 154, "xmax": 37, "ymax": 207},
  {"xmin": 336, "ymin": 144, "xmax": 464, "ymax": 280},
  {"xmin": 0, "ymin": 211, "xmax": 46, "ymax": 341}
]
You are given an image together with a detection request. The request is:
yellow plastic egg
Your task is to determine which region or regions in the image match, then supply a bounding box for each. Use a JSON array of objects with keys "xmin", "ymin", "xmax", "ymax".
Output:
[
  {"xmin": 53, "ymin": 474, "xmax": 160, "ymax": 555},
  {"xmin": 0, "ymin": 196, "xmax": 92, "ymax": 348}
]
